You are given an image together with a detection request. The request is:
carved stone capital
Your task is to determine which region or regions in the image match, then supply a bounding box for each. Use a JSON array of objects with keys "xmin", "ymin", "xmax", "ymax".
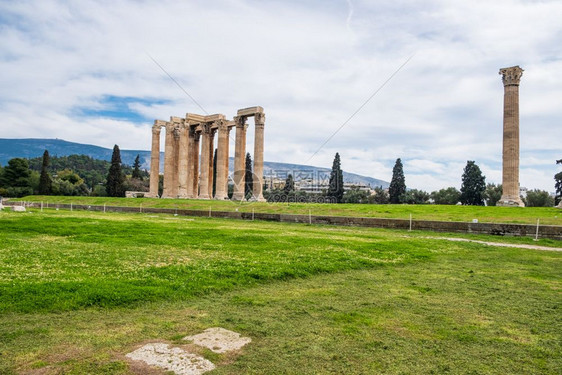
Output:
[
  {"xmin": 152, "ymin": 125, "xmax": 162, "ymax": 135},
  {"xmin": 499, "ymin": 66, "xmax": 524, "ymax": 86},
  {"xmin": 215, "ymin": 119, "xmax": 228, "ymax": 131},
  {"xmin": 172, "ymin": 126, "xmax": 181, "ymax": 139},
  {"xmin": 201, "ymin": 122, "xmax": 212, "ymax": 134},
  {"xmin": 254, "ymin": 112, "xmax": 265, "ymax": 126},
  {"xmin": 234, "ymin": 116, "xmax": 247, "ymax": 128}
]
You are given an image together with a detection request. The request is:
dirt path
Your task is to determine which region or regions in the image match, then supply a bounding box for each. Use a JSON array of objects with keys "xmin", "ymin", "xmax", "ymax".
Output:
[{"xmin": 420, "ymin": 236, "xmax": 562, "ymax": 252}]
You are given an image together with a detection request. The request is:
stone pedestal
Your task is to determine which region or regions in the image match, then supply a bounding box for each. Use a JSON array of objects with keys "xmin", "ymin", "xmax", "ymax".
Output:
[
  {"xmin": 147, "ymin": 123, "xmax": 161, "ymax": 198},
  {"xmin": 252, "ymin": 113, "xmax": 266, "ymax": 202},
  {"xmin": 231, "ymin": 116, "xmax": 248, "ymax": 201},
  {"xmin": 498, "ymin": 66, "xmax": 525, "ymax": 207}
]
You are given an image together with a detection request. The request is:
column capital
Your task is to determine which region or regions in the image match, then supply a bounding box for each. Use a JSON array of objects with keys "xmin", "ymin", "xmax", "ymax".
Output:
[
  {"xmin": 499, "ymin": 66, "xmax": 524, "ymax": 86},
  {"xmin": 254, "ymin": 112, "xmax": 265, "ymax": 127},
  {"xmin": 172, "ymin": 125, "xmax": 182, "ymax": 139},
  {"xmin": 152, "ymin": 124, "xmax": 162, "ymax": 135},
  {"xmin": 234, "ymin": 115, "xmax": 247, "ymax": 128}
]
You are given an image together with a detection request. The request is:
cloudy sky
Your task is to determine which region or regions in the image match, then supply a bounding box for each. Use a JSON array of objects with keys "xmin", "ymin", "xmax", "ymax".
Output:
[{"xmin": 1, "ymin": 0, "xmax": 561, "ymax": 192}]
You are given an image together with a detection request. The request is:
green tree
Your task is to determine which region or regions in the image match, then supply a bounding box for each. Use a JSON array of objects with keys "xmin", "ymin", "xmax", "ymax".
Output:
[
  {"xmin": 372, "ymin": 186, "xmax": 389, "ymax": 204},
  {"xmin": 524, "ymin": 189, "xmax": 554, "ymax": 207},
  {"xmin": 132, "ymin": 154, "xmax": 142, "ymax": 180},
  {"xmin": 460, "ymin": 161, "xmax": 486, "ymax": 205},
  {"xmin": 430, "ymin": 187, "xmax": 461, "ymax": 205},
  {"xmin": 343, "ymin": 186, "xmax": 370, "ymax": 204},
  {"xmin": 554, "ymin": 159, "xmax": 562, "ymax": 204},
  {"xmin": 245, "ymin": 153, "xmax": 253, "ymax": 198},
  {"xmin": 38, "ymin": 150, "xmax": 52, "ymax": 195},
  {"xmin": 327, "ymin": 152, "xmax": 344, "ymax": 203},
  {"xmin": 1, "ymin": 158, "xmax": 31, "ymax": 187},
  {"xmin": 106, "ymin": 145, "xmax": 125, "ymax": 197},
  {"xmin": 402, "ymin": 189, "xmax": 430, "ymax": 204},
  {"xmin": 483, "ymin": 183, "xmax": 502, "ymax": 206},
  {"xmin": 283, "ymin": 174, "xmax": 295, "ymax": 194},
  {"xmin": 389, "ymin": 158, "xmax": 406, "ymax": 204}
]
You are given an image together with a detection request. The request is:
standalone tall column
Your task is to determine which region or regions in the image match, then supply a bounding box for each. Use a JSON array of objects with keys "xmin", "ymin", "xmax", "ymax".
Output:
[
  {"xmin": 198, "ymin": 123, "xmax": 211, "ymax": 199},
  {"xmin": 232, "ymin": 116, "xmax": 247, "ymax": 201},
  {"xmin": 498, "ymin": 66, "xmax": 525, "ymax": 207},
  {"xmin": 186, "ymin": 127, "xmax": 196, "ymax": 198},
  {"xmin": 177, "ymin": 124, "xmax": 189, "ymax": 198},
  {"xmin": 192, "ymin": 132, "xmax": 200, "ymax": 197},
  {"xmin": 214, "ymin": 121, "xmax": 229, "ymax": 200},
  {"xmin": 162, "ymin": 123, "xmax": 174, "ymax": 198},
  {"xmin": 252, "ymin": 113, "xmax": 266, "ymax": 201},
  {"xmin": 148, "ymin": 123, "xmax": 161, "ymax": 198}
]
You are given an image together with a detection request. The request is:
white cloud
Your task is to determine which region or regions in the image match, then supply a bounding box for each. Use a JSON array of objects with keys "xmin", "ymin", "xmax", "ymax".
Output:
[{"xmin": 0, "ymin": 0, "xmax": 560, "ymax": 191}]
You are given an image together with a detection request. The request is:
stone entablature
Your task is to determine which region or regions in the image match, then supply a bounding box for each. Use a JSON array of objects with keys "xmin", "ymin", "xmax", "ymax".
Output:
[{"xmin": 147, "ymin": 107, "xmax": 266, "ymax": 201}]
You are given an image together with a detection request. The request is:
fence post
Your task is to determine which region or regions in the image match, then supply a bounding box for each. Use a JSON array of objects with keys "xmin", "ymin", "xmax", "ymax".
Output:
[
  {"xmin": 41, "ymin": 201, "xmax": 43, "ymax": 212},
  {"xmin": 535, "ymin": 219, "xmax": 540, "ymax": 241},
  {"xmin": 103, "ymin": 203, "xmax": 106, "ymax": 213},
  {"xmin": 409, "ymin": 214, "xmax": 412, "ymax": 231},
  {"xmin": 309, "ymin": 209, "xmax": 312, "ymax": 225},
  {"xmin": 252, "ymin": 208, "xmax": 255, "ymax": 221}
]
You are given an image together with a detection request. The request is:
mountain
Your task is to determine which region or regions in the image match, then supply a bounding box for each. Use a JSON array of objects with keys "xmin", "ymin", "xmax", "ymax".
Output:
[{"xmin": 0, "ymin": 138, "xmax": 389, "ymax": 188}]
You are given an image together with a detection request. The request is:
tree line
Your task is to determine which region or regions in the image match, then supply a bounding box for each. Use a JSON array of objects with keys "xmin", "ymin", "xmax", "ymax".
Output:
[{"xmin": 0, "ymin": 146, "xmax": 147, "ymax": 198}]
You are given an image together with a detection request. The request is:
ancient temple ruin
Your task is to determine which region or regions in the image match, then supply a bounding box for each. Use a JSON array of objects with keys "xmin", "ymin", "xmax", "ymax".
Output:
[{"xmin": 146, "ymin": 106, "xmax": 265, "ymax": 201}]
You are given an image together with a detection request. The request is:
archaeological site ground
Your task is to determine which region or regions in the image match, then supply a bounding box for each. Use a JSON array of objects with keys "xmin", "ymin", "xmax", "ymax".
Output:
[{"xmin": 1, "ymin": 201, "xmax": 561, "ymax": 374}]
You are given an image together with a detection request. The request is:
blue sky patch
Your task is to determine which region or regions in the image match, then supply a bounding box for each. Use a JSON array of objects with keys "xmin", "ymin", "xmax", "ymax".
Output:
[{"xmin": 75, "ymin": 95, "xmax": 170, "ymax": 123}]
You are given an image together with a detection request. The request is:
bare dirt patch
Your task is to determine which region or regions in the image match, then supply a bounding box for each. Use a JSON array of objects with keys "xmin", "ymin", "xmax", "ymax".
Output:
[{"xmin": 183, "ymin": 327, "xmax": 252, "ymax": 354}]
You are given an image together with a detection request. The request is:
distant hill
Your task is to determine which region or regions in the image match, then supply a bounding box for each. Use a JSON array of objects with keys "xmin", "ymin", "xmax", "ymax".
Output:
[{"xmin": 0, "ymin": 138, "xmax": 389, "ymax": 188}]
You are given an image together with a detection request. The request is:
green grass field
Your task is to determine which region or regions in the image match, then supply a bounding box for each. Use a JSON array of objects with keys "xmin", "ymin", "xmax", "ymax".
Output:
[
  {"xmin": 1, "ymin": 208, "xmax": 561, "ymax": 374},
  {"xmin": 14, "ymin": 195, "xmax": 562, "ymax": 225}
]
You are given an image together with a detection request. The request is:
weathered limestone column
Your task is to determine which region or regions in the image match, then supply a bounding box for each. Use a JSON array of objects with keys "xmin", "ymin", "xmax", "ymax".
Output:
[
  {"xmin": 214, "ymin": 121, "xmax": 229, "ymax": 200},
  {"xmin": 186, "ymin": 126, "xmax": 196, "ymax": 198},
  {"xmin": 147, "ymin": 123, "xmax": 161, "ymax": 198},
  {"xmin": 231, "ymin": 116, "xmax": 247, "ymax": 201},
  {"xmin": 498, "ymin": 66, "xmax": 525, "ymax": 207},
  {"xmin": 171, "ymin": 125, "xmax": 181, "ymax": 198},
  {"xmin": 192, "ymin": 132, "xmax": 200, "ymax": 197},
  {"xmin": 252, "ymin": 113, "xmax": 266, "ymax": 202},
  {"xmin": 208, "ymin": 129, "xmax": 216, "ymax": 198},
  {"xmin": 162, "ymin": 122, "xmax": 174, "ymax": 198},
  {"xmin": 198, "ymin": 123, "xmax": 212, "ymax": 199},
  {"xmin": 177, "ymin": 124, "xmax": 189, "ymax": 198}
]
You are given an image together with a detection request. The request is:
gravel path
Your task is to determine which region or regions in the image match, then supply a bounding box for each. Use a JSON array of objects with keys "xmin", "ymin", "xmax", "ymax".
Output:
[{"xmin": 422, "ymin": 236, "xmax": 562, "ymax": 252}]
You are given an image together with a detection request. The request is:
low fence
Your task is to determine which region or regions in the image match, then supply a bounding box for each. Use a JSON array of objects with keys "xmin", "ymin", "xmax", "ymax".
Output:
[{"xmin": 4, "ymin": 200, "xmax": 562, "ymax": 240}]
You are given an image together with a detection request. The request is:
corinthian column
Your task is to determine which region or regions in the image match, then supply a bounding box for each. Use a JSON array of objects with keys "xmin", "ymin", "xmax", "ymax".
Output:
[
  {"xmin": 162, "ymin": 123, "xmax": 174, "ymax": 198},
  {"xmin": 186, "ymin": 126, "xmax": 195, "ymax": 198},
  {"xmin": 198, "ymin": 123, "xmax": 211, "ymax": 199},
  {"xmin": 231, "ymin": 116, "xmax": 247, "ymax": 201},
  {"xmin": 170, "ymin": 125, "xmax": 181, "ymax": 198},
  {"xmin": 148, "ymin": 123, "xmax": 161, "ymax": 198},
  {"xmin": 498, "ymin": 66, "xmax": 525, "ymax": 207},
  {"xmin": 192, "ymin": 132, "xmax": 200, "ymax": 197},
  {"xmin": 208, "ymin": 129, "xmax": 216, "ymax": 198},
  {"xmin": 177, "ymin": 124, "xmax": 189, "ymax": 198},
  {"xmin": 214, "ymin": 121, "xmax": 229, "ymax": 200},
  {"xmin": 252, "ymin": 113, "xmax": 266, "ymax": 202}
]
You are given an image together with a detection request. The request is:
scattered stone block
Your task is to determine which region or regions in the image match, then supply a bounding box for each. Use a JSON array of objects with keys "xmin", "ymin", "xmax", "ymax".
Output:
[
  {"xmin": 12, "ymin": 206, "xmax": 26, "ymax": 212},
  {"xmin": 125, "ymin": 342, "xmax": 215, "ymax": 375},
  {"xmin": 183, "ymin": 327, "xmax": 251, "ymax": 353}
]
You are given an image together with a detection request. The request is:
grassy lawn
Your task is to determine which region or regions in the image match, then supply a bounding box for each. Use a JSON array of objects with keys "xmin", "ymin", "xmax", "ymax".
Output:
[
  {"xmin": 13, "ymin": 195, "xmax": 562, "ymax": 225},
  {"xmin": 0, "ymin": 209, "xmax": 561, "ymax": 374}
]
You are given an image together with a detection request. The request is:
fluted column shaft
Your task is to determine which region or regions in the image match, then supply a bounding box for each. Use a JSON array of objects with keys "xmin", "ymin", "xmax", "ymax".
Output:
[
  {"xmin": 208, "ymin": 130, "xmax": 216, "ymax": 198},
  {"xmin": 198, "ymin": 124, "xmax": 211, "ymax": 199},
  {"xmin": 186, "ymin": 127, "xmax": 195, "ymax": 198},
  {"xmin": 253, "ymin": 113, "xmax": 266, "ymax": 201},
  {"xmin": 171, "ymin": 126, "xmax": 180, "ymax": 198},
  {"xmin": 498, "ymin": 66, "xmax": 524, "ymax": 207},
  {"xmin": 232, "ymin": 116, "xmax": 247, "ymax": 201},
  {"xmin": 148, "ymin": 125, "xmax": 161, "ymax": 198},
  {"xmin": 178, "ymin": 125, "xmax": 189, "ymax": 198},
  {"xmin": 192, "ymin": 133, "xmax": 200, "ymax": 197},
  {"xmin": 162, "ymin": 123, "xmax": 174, "ymax": 198},
  {"xmin": 214, "ymin": 122, "xmax": 229, "ymax": 200}
]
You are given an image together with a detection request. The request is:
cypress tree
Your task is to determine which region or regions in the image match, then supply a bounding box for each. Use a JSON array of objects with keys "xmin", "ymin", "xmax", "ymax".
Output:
[
  {"xmin": 460, "ymin": 160, "xmax": 486, "ymax": 205},
  {"xmin": 38, "ymin": 150, "xmax": 52, "ymax": 195},
  {"xmin": 132, "ymin": 154, "xmax": 142, "ymax": 180},
  {"xmin": 284, "ymin": 174, "xmax": 295, "ymax": 194},
  {"xmin": 106, "ymin": 145, "xmax": 125, "ymax": 197},
  {"xmin": 245, "ymin": 153, "xmax": 253, "ymax": 198},
  {"xmin": 389, "ymin": 158, "xmax": 406, "ymax": 204},
  {"xmin": 327, "ymin": 152, "xmax": 344, "ymax": 203}
]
